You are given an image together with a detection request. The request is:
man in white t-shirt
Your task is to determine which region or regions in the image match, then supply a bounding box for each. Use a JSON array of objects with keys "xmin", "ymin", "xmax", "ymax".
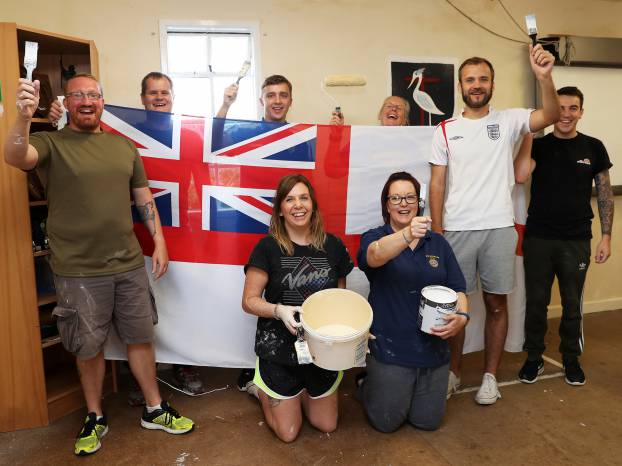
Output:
[{"xmin": 429, "ymin": 44, "xmax": 560, "ymax": 405}]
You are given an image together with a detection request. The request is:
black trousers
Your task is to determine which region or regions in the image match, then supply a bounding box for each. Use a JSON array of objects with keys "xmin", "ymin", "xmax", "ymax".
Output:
[{"xmin": 522, "ymin": 236, "xmax": 590, "ymax": 361}]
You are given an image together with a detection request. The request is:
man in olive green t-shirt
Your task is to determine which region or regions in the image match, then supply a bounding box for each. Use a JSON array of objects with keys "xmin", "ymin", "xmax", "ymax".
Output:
[{"xmin": 4, "ymin": 74, "xmax": 194, "ymax": 456}]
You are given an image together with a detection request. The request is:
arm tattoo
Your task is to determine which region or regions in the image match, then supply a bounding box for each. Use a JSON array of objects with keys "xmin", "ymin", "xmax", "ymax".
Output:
[
  {"xmin": 136, "ymin": 200, "xmax": 157, "ymax": 237},
  {"xmin": 595, "ymin": 170, "xmax": 614, "ymax": 236}
]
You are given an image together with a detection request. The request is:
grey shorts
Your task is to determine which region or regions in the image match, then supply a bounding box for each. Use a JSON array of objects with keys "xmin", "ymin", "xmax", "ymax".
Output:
[
  {"xmin": 53, "ymin": 267, "xmax": 157, "ymax": 359},
  {"xmin": 444, "ymin": 227, "xmax": 518, "ymax": 295}
]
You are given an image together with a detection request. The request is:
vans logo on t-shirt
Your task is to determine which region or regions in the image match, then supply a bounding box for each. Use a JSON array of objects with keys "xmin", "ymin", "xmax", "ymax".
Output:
[
  {"xmin": 487, "ymin": 124, "xmax": 500, "ymax": 140},
  {"xmin": 577, "ymin": 158, "xmax": 591, "ymax": 166},
  {"xmin": 281, "ymin": 256, "xmax": 330, "ymax": 298}
]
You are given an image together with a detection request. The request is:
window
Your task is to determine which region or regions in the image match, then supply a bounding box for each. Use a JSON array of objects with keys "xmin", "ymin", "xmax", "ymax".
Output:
[{"xmin": 160, "ymin": 21, "xmax": 261, "ymax": 120}]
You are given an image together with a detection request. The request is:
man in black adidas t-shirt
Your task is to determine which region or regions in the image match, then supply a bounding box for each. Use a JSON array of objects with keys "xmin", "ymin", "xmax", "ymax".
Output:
[{"xmin": 514, "ymin": 86, "xmax": 614, "ymax": 386}]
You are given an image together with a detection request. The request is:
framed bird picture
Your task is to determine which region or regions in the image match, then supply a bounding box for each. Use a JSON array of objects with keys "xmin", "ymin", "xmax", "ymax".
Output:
[{"xmin": 388, "ymin": 57, "xmax": 458, "ymax": 126}]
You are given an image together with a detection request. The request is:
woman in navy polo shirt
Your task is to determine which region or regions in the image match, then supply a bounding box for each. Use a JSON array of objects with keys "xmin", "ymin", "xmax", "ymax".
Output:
[{"xmin": 357, "ymin": 171, "xmax": 468, "ymax": 432}]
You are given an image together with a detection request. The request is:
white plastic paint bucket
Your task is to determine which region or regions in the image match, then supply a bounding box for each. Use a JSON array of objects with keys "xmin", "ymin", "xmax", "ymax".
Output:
[
  {"xmin": 418, "ymin": 285, "xmax": 457, "ymax": 334},
  {"xmin": 301, "ymin": 288, "xmax": 373, "ymax": 371}
]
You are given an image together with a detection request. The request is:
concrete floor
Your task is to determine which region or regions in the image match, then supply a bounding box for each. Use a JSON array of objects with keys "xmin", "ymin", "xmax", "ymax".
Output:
[{"xmin": 2, "ymin": 310, "xmax": 621, "ymax": 466}]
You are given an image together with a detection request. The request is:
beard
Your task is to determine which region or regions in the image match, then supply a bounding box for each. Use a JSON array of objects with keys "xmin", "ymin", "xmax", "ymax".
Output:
[
  {"xmin": 69, "ymin": 107, "xmax": 102, "ymax": 131},
  {"xmin": 461, "ymin": 88, "xmax": 493, "ymax": 109}
]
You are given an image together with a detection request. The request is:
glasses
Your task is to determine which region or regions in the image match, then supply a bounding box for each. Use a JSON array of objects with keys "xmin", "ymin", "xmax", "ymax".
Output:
[
  {"xmin": 383, "ymin": 103, "xmax": 405, "ymax": 111},
  {"xmin": 387, "ymin": 194, "xmax": 418, "ymax": 205},
  {"xmin": 65, "ymin": 91, "xmax": 103, "ymax": 101}
]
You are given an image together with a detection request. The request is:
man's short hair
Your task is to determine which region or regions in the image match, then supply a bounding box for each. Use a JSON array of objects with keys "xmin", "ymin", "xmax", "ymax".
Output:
[
  {"xmin": 141, "ymin": 72, "xmax": 173, "ymax": 96},
  {"xmin": 261, "ymin": 75, "xmax": 292, "ymax": 94},
  {"xmin": 458, "ymin": 57, "xmax": 495, "ymax": 83},
  {"xmin": 557, "ymin": 86, "xmax": 584, "ymax": 108},
  {"xmin": 63, "ymin": 73, "xmax": 102, "ymax": 95}
]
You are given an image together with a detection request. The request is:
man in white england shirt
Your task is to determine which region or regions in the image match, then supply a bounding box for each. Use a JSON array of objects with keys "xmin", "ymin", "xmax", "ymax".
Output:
[{"xmin": 429, "ymin": 44, "xmax": 560, "ymax": 405}]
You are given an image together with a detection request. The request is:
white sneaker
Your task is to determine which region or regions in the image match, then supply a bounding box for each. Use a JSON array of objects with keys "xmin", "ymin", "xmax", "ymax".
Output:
[
  {"xmin": 475, "ymin": 372, "xmax": 501, "ymax": 405},
  {"xmin": 446, "ymin": 371, "xmax": 461, "ymax": 400}
]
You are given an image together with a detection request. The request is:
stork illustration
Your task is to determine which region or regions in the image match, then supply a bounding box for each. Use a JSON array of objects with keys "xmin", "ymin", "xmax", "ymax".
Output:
[{"xmin": 407, "ymin": 68, "xmax": 444, "ymax": 125}]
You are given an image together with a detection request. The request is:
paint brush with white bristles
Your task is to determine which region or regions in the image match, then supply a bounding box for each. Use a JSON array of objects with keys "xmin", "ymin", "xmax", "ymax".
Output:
[
  {"xmin": 419, "ymin": 183, "xmax": 427, "ymax": 217},
  {"xmin": 24, "ymin": 41, "xmax": 38, "ymax": 82},
  {"xmin": 236, "ymin": 60, "xmax": 251, "ymax": 84},
  {"xmin": 525, "ymin": 14, "xmax": 538, "ymax": 46}
]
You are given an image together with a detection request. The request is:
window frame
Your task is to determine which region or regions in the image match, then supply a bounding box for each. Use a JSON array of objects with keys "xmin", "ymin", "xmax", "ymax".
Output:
[{"xmin": 159, "ymin": 19, "xmax": 262, "ymax": 119}]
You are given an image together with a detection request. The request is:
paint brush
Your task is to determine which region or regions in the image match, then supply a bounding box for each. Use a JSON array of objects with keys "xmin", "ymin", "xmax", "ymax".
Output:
[
  {"xmin": 525, "ymin": 14, "xmax": 538, "ymax": 46},
  {"xmin": 419, "ymin": 183, "xmax": 427, "ymax": 216},
  {"xmin": 236, "ymin": 60, "xmax": 251, "ymax": 84},
  {"xmin": 295, "ymin": 319, "xmax": 313, "ymax": 365},
  {"xmin": 24, "ymin": 41, "xmax": 38, "ymax": 82}
]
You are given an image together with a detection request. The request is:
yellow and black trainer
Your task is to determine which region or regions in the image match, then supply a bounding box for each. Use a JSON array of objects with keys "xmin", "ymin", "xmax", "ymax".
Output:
[
  {"xmin": 140, "ymin": 400, "xmax": 194, "ymax": 434},
  {"xmin": 74, "ymin": 412, "xmax": 108, "ymax": 456}
]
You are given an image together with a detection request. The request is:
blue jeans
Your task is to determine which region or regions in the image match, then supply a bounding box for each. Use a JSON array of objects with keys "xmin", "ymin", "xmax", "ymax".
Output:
[{"xmin": 361, "ymin": 354, "xmax": 449, "ymax": 432}]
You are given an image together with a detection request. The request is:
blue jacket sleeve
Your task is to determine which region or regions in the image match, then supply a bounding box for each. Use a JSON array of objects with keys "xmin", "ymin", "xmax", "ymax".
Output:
[{"xmin": 357, "ymin": 228, "xmax": 383, "ymax": 278}]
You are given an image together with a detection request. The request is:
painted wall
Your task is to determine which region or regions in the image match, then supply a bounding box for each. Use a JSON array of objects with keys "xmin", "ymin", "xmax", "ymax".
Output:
[{"xmin": 2, "ymin": 0, "xmax": 621, "ymax": 315}]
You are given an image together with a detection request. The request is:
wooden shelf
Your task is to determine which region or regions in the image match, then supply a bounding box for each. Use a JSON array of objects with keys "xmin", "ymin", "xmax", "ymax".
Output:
[
  {"xmin": 37, "ymin": 293, "xmax": 56, "ymax": 306},
  {"xmin": 1, "ymin": 22, "xmax": 101, "ymax": 433},
  {"xmin": 31, "ymin": 117, "xmax": 51, "ymax": 124},
  {"xmin": 41, "ymin": 335, "xmax": 61, "ymax": 349},
  {"xmin": 45, "ymin": 361, "xmax": 115, "ymax": 423},
  {"xmin": 17, "ymin": 26, "xmax": 92, "ymax": 53}
]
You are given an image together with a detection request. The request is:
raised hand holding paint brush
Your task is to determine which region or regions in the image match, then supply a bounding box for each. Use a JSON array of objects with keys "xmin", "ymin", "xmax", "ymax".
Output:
[
  {"xmin": 409, "ymin": 216, "xmax": 432, "ymax": 242},
  {"xmin": 216, "ymin": 83, "xmax": 239, "ymax": 117},
  {"xmin": 529, "ymin": 43, "xmax": 555, "ymax": 81},
  {"xmin": 215, "ymin": 60, "xmax": 249, "ymax": 118},
  {"xmin": 15, "ymin": 79, "xmax": 40, "ymax": 121}
]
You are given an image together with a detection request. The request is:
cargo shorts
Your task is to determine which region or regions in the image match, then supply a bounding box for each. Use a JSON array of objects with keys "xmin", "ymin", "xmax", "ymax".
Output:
[{"xmin": 52, "ymin": 266, "xmax": 157, "ymax": 359}]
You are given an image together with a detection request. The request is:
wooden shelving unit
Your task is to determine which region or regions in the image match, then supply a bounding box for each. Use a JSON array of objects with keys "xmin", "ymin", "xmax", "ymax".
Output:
[
  {"xmin": 41, "ymin": 335, "xmax": 62, "ymax": 349},
  {"xmin": 29, "ymin": 200, "xmax": 48, "ymax": 207},
  {"xmin": 0, "ymin": 23, "xmax": 115, "ymax": 433},
  {"xmin": 37, "ymin": 293, "xmax": 57, "ymax": 306}
]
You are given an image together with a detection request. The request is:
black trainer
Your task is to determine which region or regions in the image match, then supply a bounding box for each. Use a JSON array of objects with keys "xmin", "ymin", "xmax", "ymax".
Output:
[
  {"xmin": 236, "ymin": 368, "xmax": 255, "ymax": 391},
  {"xmin": 563, "ymin": 359, "xmax": 586, "ymax": 386},
  {"xmin": 518, "ymin": 358, "xmax": 544, "ymax": 384}
]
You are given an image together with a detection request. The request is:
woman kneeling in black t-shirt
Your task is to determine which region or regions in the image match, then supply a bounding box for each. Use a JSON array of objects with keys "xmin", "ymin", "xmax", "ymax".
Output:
[{"xmin": 241, "ymin": 174, "xmax": 354, "ymax": 442}]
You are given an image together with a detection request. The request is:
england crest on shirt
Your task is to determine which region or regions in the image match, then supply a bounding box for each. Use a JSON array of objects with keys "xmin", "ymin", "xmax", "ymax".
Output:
[{"xmin": 487, "ymin": 124, "xmax": 500, "ymax": 140}]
